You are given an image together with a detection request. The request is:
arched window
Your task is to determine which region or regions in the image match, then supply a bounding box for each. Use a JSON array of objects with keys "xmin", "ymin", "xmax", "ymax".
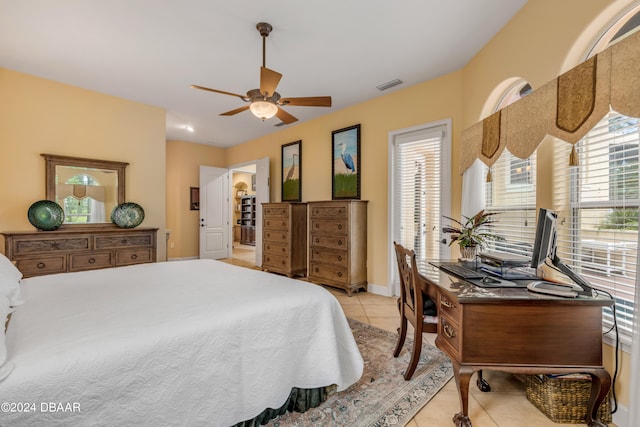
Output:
[
  {"xmin": 61, "ymin": 174, "xmax": 106, "ymax": 223},
  {"xmin": 553, "ymin": 4, "xmax": 640, "ymax": 337},
  {"xmin": 483, "ymin": 81, "xmax": 537, "ymax": 257}
]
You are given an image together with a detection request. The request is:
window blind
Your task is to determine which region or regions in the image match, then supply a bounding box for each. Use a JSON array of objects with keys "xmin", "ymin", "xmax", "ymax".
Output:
[
  {"xmin": 553, "ymin": 110, "xmax": 639, "ymax": 338},
  {"xmin": 393, "ymin": 126, "xmax": 446, "ymax": 271},
  {"xmin": 483, "ymin": 150, "xmax": 537, "ymax": 257}
]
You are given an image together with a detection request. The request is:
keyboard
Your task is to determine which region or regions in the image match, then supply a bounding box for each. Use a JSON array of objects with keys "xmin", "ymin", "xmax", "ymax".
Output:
[{"xmin": 437, "ymin": 263, "xmax": 485, "ymax": 279}]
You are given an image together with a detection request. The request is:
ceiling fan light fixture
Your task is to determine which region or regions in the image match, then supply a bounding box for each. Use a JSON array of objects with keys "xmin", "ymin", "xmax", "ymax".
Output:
[{"xmin": 250, "ymin": 100, "xmax": 278, "ymax": 120}]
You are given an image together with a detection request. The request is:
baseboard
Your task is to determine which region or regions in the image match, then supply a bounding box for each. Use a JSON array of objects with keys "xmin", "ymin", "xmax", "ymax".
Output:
[
  {"xmin": 613, "ymin": 404, "xmax": 628, "ymax": 427},
  {"xmin": 167, "ymin": 256, "xmax": 199, "ymax": 262},
  {"xmin": 367, "ymin": 283, "xmax": 393, "ymax": 297}
]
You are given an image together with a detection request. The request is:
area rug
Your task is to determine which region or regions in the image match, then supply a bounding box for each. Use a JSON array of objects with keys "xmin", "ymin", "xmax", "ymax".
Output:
[{"xmin": 266, "ymin": 319, "xmax": 453, "ymax": 427}]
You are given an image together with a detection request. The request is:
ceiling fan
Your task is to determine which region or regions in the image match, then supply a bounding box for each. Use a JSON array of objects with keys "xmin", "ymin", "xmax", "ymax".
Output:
[{"xmin": 191, "ymin": 22, "xmax": 332, "ymax": 125}]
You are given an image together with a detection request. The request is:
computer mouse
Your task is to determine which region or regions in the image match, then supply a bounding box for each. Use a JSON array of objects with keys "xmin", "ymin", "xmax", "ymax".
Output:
[{"xmin": 481, "ymin": 276, "xmax": 501, "ymax": 284}]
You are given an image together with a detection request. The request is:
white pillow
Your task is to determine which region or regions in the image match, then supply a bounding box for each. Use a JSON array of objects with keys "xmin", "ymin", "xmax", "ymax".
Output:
[
  {"xmin": 0, "ymin": 254, "xmax": 23, "ymax": 307},
  {"xmin": 0, "ymin": 253, "xmax": 22, "ymax": 281},
  {"xmin": 0, "ymin": 295, "xmax": 15, "ymax": 383}
]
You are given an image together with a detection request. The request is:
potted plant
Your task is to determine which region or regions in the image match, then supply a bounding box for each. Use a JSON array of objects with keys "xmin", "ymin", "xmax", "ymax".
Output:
[{"xmin": 442, "ymin": 210, "xmax": 503, "ymax": 260}]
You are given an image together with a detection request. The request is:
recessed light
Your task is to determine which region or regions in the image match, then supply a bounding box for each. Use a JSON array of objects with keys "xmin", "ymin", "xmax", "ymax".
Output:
[{"xmin": 183, "ymin": 125, "xmax": 194, "ymax": 132}]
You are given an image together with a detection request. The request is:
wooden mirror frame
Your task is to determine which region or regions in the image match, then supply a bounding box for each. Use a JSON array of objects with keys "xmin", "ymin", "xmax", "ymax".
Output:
[{"xmin": 42, "ymin": 154, "xmax": 129, "ymax": 227}]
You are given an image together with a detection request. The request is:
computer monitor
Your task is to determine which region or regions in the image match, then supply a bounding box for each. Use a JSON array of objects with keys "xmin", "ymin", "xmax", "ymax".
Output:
[{"xmin": 530, "ymin": 208, "xmax": 594, "ymax": 296}]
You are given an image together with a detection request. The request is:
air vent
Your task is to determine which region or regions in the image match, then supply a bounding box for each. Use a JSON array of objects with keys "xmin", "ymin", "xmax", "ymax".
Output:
[{"xmin": 376, "ymin": 79, "xmax": 403, "ymax": 91}]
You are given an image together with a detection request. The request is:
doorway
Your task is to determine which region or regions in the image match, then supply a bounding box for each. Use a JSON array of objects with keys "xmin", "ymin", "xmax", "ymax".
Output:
[{"xmin": 230, "ymin": 164, "xmax": 257, "ymax": 267}]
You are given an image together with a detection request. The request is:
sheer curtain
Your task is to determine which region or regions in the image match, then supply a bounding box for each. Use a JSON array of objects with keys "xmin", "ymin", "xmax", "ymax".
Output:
[{"xmin": 461, "ymin": 159, "xmax": 485, "ymax": 218}]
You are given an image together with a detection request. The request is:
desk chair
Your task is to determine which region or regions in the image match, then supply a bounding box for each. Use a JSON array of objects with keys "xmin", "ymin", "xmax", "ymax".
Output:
[{"xmin": 392, "ymin": 242, "xmax": 438, "ymax": 380}]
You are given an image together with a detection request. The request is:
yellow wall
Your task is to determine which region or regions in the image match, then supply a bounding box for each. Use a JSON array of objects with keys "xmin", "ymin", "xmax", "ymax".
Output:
[
  {"xmin": 0, "ymin": 68, "xmax": 167, "ymax": 259},
  {"xmin": 166, "ymin": 140, "xmax": 225, "ymax": 259}
]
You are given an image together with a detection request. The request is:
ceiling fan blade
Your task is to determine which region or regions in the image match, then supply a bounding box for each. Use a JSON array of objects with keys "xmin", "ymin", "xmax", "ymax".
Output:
[
  {"xmin": 190, "ymin": 85, "xmax": 247, "ymax": 100},
  {"xmin": 280, "ymin": 96, "xmax": 332, "ymax": 107},
  {"xmin": 275, "ymin": 107, "xmax": 298, "ymax": 124},
  {"xmin": 220, "ymin": 105, "xmax": 250, "ymax": 116},
  {"xmin": 260, "ymin": 67, "xmax": 282, "ymax": 97}
]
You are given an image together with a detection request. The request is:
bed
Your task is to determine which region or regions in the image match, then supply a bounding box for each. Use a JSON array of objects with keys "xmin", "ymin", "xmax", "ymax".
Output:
[{"xmin": 0, "ymin": 257, "xmax": 363, "ymax": 426}]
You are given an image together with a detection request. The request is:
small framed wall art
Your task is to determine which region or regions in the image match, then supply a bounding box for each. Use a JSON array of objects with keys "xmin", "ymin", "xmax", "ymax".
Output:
[
  {"xmin": 332, "ymin": 124, "xmax": 361, "ymax": 199},
  {"xmin": 281, "ymin": 140, "xmax": 302, "ymax": 202},
  {"xmin": 190, "ymin": 187, "xmax": 200, "ymax": 210}
]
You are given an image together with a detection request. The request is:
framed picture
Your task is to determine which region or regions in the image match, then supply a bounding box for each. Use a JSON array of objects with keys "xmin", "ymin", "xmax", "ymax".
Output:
[
  {"xmin": 281, "ymin": 140, "xmax": 302, "ymax": 202},
  {"xmin": 190, "ymin": 187, "xmax": 200, "ymax": 210},
  {"xmin": 332, "ymin": 124, "xmax": 361, "ymax": 199}
]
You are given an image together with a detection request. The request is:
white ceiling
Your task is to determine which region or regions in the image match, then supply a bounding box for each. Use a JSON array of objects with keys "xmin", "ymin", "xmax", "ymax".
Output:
[{"xmin": 0, "ymin": 0, "xmax": 527, "ymax": 148}]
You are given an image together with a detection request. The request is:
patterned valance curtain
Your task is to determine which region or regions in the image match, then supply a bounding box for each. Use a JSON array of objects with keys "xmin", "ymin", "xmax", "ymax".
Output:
[
  {"xmin": 56, "ymin": 184, "xmax": 106, "ymax": 202},
  {"xmin": 460, "ymin": 29, "xmax": 640, "ymax": 174}
]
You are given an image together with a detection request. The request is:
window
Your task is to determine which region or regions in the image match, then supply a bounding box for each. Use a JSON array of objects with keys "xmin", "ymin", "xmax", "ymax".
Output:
[
  {"xmin": 61, "ymin": 174, "xmax": 104, "ymax": 223},
  {"xmin": 391, "ymin": 122, "xmax": 450, "ymax": 273},
  {"xmin": 553, "ymin": 112, "xmax": 639, "ymax": 337},
  {"xmin": 483, "ymin": 81, "xmax": 537, "ymax": 257},
  {"xmin": 550, "ymin": 5, "xmax": 640, "ymax": 340}
]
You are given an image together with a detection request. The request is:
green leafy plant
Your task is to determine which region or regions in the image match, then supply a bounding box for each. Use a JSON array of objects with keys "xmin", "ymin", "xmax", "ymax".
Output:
[
  {"xmin": 599, "ymin": 208, "xmax": 639, "ymax": 230},
  {"xmin": 442, "ymin": 209, "xmax": 503, "ymax": 248}
]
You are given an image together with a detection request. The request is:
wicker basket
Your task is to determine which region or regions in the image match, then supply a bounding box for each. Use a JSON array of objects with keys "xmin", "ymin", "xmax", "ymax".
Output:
[{"xmin": 523, "ymin": 374, "xmax": 612, "ymax": 424}]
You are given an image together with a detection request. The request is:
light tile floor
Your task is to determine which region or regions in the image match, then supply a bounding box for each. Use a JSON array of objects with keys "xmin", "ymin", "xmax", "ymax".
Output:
[{"xmin": 222, "ymin": 250, "xmax": 612, "ymax": 427}]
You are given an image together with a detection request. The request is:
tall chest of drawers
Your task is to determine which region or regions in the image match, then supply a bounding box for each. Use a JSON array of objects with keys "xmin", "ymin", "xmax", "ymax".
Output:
[
  {"xmin": 2, "ymin": 227, "xmax": 158, "ymax": 277},
  {"xmin": 308, "ymin": 200, "xmax": 367, "ymax": 296},
  {"xmin": 262, "ymin": 202, "xmax": 307, "ymax": 277}
]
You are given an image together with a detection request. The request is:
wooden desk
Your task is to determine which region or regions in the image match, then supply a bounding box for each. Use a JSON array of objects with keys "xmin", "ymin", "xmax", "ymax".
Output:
[{"xmin": 419, "ymin": 263, "xmax": 613, "ymax": 427}]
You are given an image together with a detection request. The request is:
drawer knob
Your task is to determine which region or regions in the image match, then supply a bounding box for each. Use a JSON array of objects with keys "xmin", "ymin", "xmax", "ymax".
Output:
[
  {"xmin": 440, "ymin": 299, "xmax": 455, "ymax": 309},
  {"xmin": 282, "ymin": 260, "xmax": 286, "ymax": 265},
  {"xmin": 443, "ymin": 324, "xmax": 456, "ymax": 339},
  {"xmin": 337, "ymin": 255, "xmax": 343, "ymax": 261},
  {"xmin": 131, "ymin": 254, "xmax": 138, "ymax": 260},
  {"xmin": 281, "ymin": 222, "xmax": 286, "ymax": 226},
  {"xmin": 338, "ymin": 240, "xmax": 343, "ymax": 246},
  {"xmin": 281, "ymin": 247, "xmax": 285, "ymax": 252},
  {"xmin": 121, "ymin": 239, "xmax": 127, "ymax": 244},
  {"xmin": 315, "ymin": 267, "xmax": 319, "ymax": 273},
  {"xmin": 337, "ymin": 271, "xmax": 343, "ymax": 277},
  {"xmin": 338, "ymin": 224, "xmax": 343, "ymax": 230},
  {"xmin": 315, "ymin": 223, "xmax": 319, "ymax": 228},
  {"xmin": 281, "ymin": 234, "xmax": 286, "ymax": 240},
  {"xmin": 88, "ymin": 258, "xmax": 96, "ymax": 264},
  {"xmin": 37, "ymin": 262, "xmax": 45, "ymax": 269},
  {"xmin": 266, "ymin": 221, "xmax": 270, "ymax": 226},
  {"xmin": 315, "ymin": 238, "xmax": 320, "ymax": 243}
]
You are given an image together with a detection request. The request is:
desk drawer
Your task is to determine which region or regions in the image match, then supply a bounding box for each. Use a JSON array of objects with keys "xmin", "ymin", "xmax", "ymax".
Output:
[
  {"xmin": 15, "ymin": 237, "xmax": 89, "ymax": 254},
  {"xmin": 438, "ymin": 290, "xmax": 461, "ymax": 324},
  {"xmin": 439, "ymin": 315, "xmax": 461, "ymax": 359},
  {"xmin": 17, "ymin": 256, "xmax": 66, "ymax": 277},
  {"xmin": 69, "ymin": 251, "xmax": 113, "ymax": 271},
  {"xmin": 116, "ymin": 248, "xmax": 152, "ymax": 266},
  {"xmin": 311, "ymin": 220, "xmax": 347, "ymax": 236}
]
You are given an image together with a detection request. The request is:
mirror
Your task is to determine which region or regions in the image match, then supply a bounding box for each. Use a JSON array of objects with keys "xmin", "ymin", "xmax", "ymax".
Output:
[{"xmin": 42, "ymin": 154, "xmax": 128, "ymax": 226}]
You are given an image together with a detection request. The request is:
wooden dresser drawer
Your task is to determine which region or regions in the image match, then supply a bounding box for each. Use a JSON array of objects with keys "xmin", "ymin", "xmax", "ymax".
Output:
[
  {"xmin": 263, "ymin": 253, "xmax": 290, "ymax": 271},
  {"xmin": 310, "ymin": 248, "xmax": 348, "ymax": 267},
  {"xmin": 69, "ymin": 251, "xmax": 113, "ymax": 271},
  {"xmin": 309, "ymin": 204, "xmax": 348, "ymax": 219},
  {"xmin": 17, "ymin": 256, "xmax": 66, "ymax": 276},
  {"xmin": 264, "ymin": 218, "xmax": 289, "ymax": 230},
  {"xmin": 263, "ymin": 205, "xmax": 289, "ymax": 217},
  {"xmin": 310, "ymin": 219, "xmax": 347, "ymax": 236},
  {"xmin": 310, "ymin": 234, "xmax": 347, "ymax": 250},
  {"xmin": 95, "ymin": 233, "xmax": 153, "ymax": 249},
  {"xmin": 309, "ymin": 262, "xmax": 348, "ymax": 284},
  {"xmin": 264, "ymin": 241, "xmax": 289, "ymax": 256},
  {"xmin": 14, "ymin": 237, "xmax": 89, "ymax": 254},
  {"xmin": 264, "ymin": 230, "xmax": 289, "ymax": 243},
  {"xmin": 116, "ymin": 248, "xmax": 153, "ymax": 266}
]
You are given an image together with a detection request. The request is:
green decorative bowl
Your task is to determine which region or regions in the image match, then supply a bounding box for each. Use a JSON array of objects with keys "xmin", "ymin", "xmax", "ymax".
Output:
[
  {"xmin": 27, "ymin": 200, "xmax": 65, "ymax": 231},
  {"xmin": 111, "ymin": 202, "xmax": 145, "ymax": 228}
]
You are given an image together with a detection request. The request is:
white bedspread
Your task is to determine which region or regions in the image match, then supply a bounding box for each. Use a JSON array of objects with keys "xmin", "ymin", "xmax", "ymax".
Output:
[{"xmin": 1, "ymin": 259, "xmax": 363, "ymax": 426}]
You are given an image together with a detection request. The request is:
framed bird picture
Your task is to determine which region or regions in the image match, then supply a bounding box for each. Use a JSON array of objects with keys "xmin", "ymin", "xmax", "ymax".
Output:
[
  {"xmin": 332, "ymin": 124, "xmax": 361, "ymax": 199},
  {"xmin": 281, "ymin": 140, "xmax": 302, "ymax": 202}
]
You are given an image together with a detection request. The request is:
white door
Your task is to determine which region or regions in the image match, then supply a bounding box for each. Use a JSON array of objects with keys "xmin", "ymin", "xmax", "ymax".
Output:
[
  {"xmin": 254, "ymin": 157, "xmax": 270, "ymax": 266},
  {"xmin": 200, "ymin": 166, "xmax": 229, "ymax": 259}
]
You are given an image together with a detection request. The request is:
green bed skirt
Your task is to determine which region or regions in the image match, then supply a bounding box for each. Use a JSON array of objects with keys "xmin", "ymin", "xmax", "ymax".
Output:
[{"xmin": 232, "ymin": 386, "xmax": 330, "ymax": 427}]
